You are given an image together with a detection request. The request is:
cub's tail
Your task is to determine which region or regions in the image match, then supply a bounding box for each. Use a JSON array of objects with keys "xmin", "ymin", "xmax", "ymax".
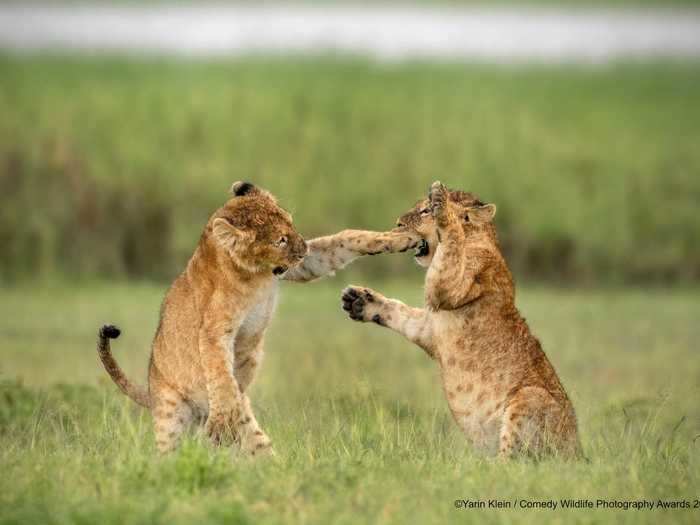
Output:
[{"xmin": 97, "ymin": 325, "xmax": 151, "ymax": 409}]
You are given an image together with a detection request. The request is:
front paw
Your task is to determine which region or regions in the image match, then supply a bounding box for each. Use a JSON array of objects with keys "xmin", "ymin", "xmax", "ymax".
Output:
[
  {"xmin": 205, "ymin": 412, "xmax": 239, "ymax": 446},
  {"xmin": 341, "ymin": 286, "xmax": 384, "ymax": 324},
  {"xmin": 365, "ymin": 231, "xmax": 420, "ymax": 255},
  {"xmin": 240, "ymin": 429, "xmax": 275, "ymax": 458}
]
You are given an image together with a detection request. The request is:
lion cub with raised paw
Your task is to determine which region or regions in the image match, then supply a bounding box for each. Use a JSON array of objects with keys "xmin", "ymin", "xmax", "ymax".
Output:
[
  {"xmin": 342, "ymin": 182, "xmax": 581, "ymax": 459},
  {"xmin": 98, "ymin": 182, "xmax": 419, "ymax": 456}
]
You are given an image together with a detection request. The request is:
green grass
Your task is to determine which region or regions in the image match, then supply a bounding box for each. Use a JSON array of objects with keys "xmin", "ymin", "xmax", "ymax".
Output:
[
  {"xmin": 4, "ymin": 1, "xmax": 700, "ymax": 7},
  {"xmin": 1, "ymin": 278, "xmax": 698, "ymax": 524},
  {"xmin": 1, "ymin": 57, "xmax": 699, "ymax": 283}
]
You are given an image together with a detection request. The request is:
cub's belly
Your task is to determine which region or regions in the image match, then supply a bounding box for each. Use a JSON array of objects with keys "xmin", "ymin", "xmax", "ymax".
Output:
[
  {"xmin": 441, "ymin": 369, "xmax": 507, "ymax": 454},
  {"xmin": 449, "ymin": 406, "xmax": 502, "ymax": 454}
]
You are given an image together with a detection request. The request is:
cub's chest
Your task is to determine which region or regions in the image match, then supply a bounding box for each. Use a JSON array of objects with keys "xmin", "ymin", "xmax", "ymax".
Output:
[{"xmin": 236, "ymin": 282, "xmax": 279, "ymax": 339}]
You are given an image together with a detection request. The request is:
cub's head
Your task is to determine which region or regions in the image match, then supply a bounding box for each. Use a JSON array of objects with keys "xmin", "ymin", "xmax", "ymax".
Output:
[
  {"xmin": 211, "ymin": 181, "xmax": 307, "ymax": 276},
  {"xmin": 394, "ymin": 187, "xmax": 496, "ymax": 267}
]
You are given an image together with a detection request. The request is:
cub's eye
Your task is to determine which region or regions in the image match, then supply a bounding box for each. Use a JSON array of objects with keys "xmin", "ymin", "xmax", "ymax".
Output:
[
  {"xmin": 275, "ymin": 236, "xmax": 288, "ymax": 247},
  {"xmin": 420, "ymin": 208, "xmax": 431, "ymax": 216}
]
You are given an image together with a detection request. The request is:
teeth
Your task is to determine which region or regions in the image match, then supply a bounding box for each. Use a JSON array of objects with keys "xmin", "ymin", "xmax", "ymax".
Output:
[{"xmin": 415, "ymin": 239, "xmax": 429, "ymax": 257}]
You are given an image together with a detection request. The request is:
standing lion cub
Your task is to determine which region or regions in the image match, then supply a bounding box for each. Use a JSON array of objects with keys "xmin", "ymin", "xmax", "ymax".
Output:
[
  {"xmin": 98, "ymin": 182, "xmax": 419, "ymax": 455},
  {"xmin": 342, "ymin": 182, "xmax": 581, "ymax": 458}
]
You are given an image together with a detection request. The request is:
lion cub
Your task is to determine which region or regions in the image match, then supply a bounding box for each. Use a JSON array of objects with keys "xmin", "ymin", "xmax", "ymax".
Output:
[
  {"xmin": 98, "ymin": 182, "xmax": 419, "ymax": 455},
  {"xmin": 342, "ymin": 182, "xmax": 581, "ymax": 458}
]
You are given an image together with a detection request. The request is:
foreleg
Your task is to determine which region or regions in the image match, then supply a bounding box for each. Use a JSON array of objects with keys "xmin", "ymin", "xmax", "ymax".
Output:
[
  {"xmin": 199, "ymin": 318, "xmax": 245, "ymax": 447},
  {"xmin": 233, "ymin": 339, "xmax": 273, "ymax": 456},
  {"xmin": 235, "ymin": 394, "xmax": 274, "ymax": 457},
  {"xmin": 341, "ymin": 286, "xmax": 435, "ymax": 357},
  {"xmin": 282, "ymin": 229, "xmax": 420, "ymax": 282}
]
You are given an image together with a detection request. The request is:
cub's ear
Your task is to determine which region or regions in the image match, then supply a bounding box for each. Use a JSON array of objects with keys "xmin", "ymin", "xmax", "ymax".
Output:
[
  {"xmin": 212, "ymin": 218, "xmax": 247, "ymax": 249},
  {"xmin": 230, "ymin": 181, "xmax": 256, "ymax": 197},
  {"xmin": 466, "ymin": 203, "xmax": 497, "ymax": 225}
]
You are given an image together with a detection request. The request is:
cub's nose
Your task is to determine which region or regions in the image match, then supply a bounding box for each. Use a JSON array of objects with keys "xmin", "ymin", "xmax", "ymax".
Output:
[{"xmin": 395, "ymin": 220, "xmax": 406, "ymax": 229}]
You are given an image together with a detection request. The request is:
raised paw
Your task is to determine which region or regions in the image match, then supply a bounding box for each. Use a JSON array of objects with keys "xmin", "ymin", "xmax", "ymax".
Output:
[
  {"xmin": 389, "ymin": 230, "xmax": 422, "ymax": 253},
  {"xmin": 341, "ymin": 286, "xmax": 385, "ymax": 324},
  {"xmin": 429, "ymin": 181, "xmax": 449, "ymax": 222},
  {"xmin": 364, "ymin": 231, "xmax": 421, "ymax": 255}
]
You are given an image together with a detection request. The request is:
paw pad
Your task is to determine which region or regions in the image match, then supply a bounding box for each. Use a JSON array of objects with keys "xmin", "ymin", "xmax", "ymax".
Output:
[{"xmin": 341, "ymin": 287, "xmax": 373, "ymax": 321}]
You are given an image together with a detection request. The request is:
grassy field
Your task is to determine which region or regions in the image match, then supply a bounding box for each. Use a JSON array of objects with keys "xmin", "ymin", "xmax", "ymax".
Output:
[
  {"xmin": 1, "ymin": 275, "xmax": 698, "ymax": 524},
  {"xmin": 5, "ymin": 1, "xmax": 700, "ymax": 7},
  {"xmin": 1, "ymin": 57, "xmax": 699, "ymax": 284}
]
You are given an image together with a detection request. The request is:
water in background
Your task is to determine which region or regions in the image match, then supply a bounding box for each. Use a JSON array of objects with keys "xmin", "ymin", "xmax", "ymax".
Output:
[{"xmin": 1, "ymin": 4, "xmax": 700, "ymax": 62}]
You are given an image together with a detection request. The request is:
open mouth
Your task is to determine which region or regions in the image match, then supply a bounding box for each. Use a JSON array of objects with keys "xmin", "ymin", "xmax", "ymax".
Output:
[
  {"xmin": 272, "ymin": 265, "xmax": 288, "ymax": 276},
  {"xmin": 415, "ymin": 239, "xmax": 430, "ymax": 258}
]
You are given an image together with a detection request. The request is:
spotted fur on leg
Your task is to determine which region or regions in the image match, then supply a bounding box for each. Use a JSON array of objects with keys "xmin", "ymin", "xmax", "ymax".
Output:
[{"xmin": 152, "ymin": 385, "xmax": 194, "ymax": 454}]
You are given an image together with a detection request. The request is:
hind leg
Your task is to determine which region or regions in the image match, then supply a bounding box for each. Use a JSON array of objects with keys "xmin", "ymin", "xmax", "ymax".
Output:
[
  {"xmin": 498, "ymin": 386, "xmax": 561, "ymax": 459},
  {"xmin": 151, "ymin": 383, "xmax": 194, "ymax": 454}
]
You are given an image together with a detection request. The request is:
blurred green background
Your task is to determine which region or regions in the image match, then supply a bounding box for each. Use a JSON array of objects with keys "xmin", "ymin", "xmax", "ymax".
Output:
[
  {"xmin": 1, "ymin": 3, "xmax": 700, "ymax": 523},
  {"xmin": 1, "ymin": 57, "xmax": 699, "ymax": 285}
]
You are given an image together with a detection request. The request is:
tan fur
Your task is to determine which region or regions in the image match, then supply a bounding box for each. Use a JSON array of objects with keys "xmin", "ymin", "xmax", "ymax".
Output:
[
  {"xmin": 97, "ymin": 182, "xmax": 420, "ymax": 456},
  {"xmin": 342, "ymin": 182, "xmax": 581, "ymax": 459},
  {"xmin": 282, "ymin": 229, "xmax": 420, "ymax": 283}
]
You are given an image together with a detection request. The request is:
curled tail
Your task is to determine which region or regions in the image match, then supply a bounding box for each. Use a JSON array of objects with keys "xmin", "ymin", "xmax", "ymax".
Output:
[{"xmin": 97, "ymin": 325, "xmax": 151, "ymax": 409}]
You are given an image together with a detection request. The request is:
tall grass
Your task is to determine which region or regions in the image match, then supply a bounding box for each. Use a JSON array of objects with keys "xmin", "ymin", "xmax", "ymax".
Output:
[{"xmin": 1, "ymin": 57, "xmax": 699, "ymax": 283}]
